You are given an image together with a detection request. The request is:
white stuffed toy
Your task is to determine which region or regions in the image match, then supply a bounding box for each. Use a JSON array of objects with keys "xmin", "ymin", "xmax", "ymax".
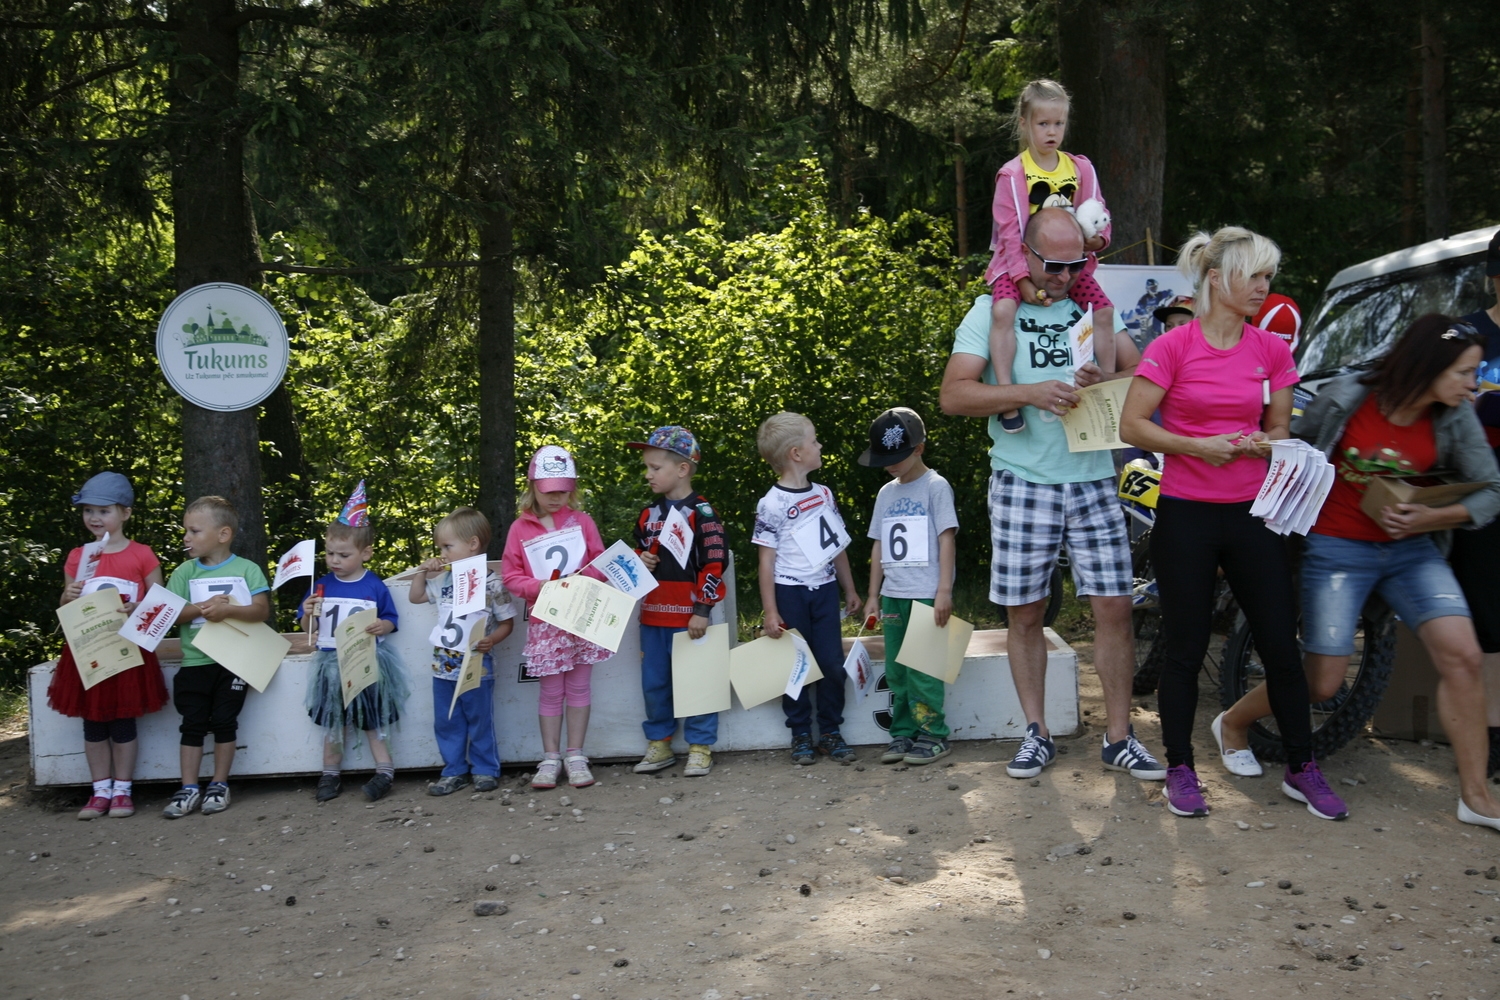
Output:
[{"xmin": 1072, "ymin": 198, "xmax": 1110, "ymax": 241}]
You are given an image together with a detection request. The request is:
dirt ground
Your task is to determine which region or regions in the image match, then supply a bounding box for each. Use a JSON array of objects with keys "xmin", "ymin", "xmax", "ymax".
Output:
[{"xmin": 2, "ymin": 645, "xmax": 1498, "ymax": 1000}]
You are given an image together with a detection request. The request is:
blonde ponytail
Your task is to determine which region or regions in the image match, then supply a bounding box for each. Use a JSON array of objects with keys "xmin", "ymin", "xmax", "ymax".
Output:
[{"xmin": 1176, "ymin": 226, "xmax": 1281, "ymax": 316}]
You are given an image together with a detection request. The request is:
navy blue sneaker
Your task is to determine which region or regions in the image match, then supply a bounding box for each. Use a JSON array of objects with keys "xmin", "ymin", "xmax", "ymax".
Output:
[
  {"xmin": 791, "ymin": 732, "xmax": 816, "ymax": 765},
  {"xmin": 1006, "ymin": 722, "xmax": 1055, "ymax": 778},
  {"xmin": 817, "ymin": 730, "xmax": 857, "ymax": 762}
]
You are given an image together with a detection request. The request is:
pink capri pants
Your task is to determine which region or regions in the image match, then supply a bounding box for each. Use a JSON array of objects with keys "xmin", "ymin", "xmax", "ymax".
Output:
[{"xmin": 537, "ymin": 665, "xmax": 594, "ymax": 716}]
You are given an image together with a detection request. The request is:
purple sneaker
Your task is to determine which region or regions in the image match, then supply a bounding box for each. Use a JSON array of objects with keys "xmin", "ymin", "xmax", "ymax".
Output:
[
  {"xmin": 1164, "ymin": 764, "xmax": 1209, "ymax": 817},
  {"xmin": 1282, "ymin": 760, "xmax": 1348, "ymax": 820}
]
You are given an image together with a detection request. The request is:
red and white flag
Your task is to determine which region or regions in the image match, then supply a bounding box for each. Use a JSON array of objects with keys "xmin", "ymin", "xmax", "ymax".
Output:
[
  {"xmin": 272, "ymin": 539, "xmax": 316, "ymax": 590},
  {"xmin": 118, "ymin": 584, "xmax": 188, "ymax": 652},
  {"xmin": 76, "ymin": 532, "xmax": 109, "ymax": 583},
  {"xmin": 450, "ymin": 554, "xmax": 488, "ymax": 618}
]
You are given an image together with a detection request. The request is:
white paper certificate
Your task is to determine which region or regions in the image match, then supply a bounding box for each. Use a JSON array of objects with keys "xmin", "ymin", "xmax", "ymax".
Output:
[
  {"xmin": 336, "ymin": 608, "xmax": 381, "ymax": 707},
  {"xmin": 1067, "ymin": 304, "xmax": 1095, "ymax": 367},
  {"xmin": 522, "ymin": 525, "xmax": 587, "ymax": 580},
  {"xmin": 1060, "ymin": 378, "xmax": 1130, "ymax": 452},
  {"xmin": 531, "ymin": 577, "xmax": 634, "ymax": 653},
  {"xmin": 57, "ymin": 589, "xmax": 142, "ymax": 689}
]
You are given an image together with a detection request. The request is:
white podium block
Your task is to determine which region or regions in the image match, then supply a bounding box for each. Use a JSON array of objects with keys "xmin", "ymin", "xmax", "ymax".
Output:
[{"xmin": 28, "ymin": 554, "xmax": 1079, "ymax": 785}]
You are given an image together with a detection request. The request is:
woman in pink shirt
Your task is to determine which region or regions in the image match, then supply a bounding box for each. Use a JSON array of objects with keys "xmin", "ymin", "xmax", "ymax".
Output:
[{"xmin": 1121, "ymin": 226, "xmax": 1347, "ymax": 822}]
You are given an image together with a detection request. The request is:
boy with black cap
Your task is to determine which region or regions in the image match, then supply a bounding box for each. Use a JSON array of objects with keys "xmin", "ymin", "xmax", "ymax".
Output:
[
  {"xmin": 858, "ymin": 408, "xmax": 960, "ymax": 764},
  {"xmin": 628, "ymin": 426, "xmax": 728, "ymax": 776}
]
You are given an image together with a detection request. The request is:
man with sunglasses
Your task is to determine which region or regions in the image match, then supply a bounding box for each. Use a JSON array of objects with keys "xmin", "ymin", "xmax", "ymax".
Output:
[{"xmin": 940, "ymin": 207, "xmax": 1166, "ymax": 786}]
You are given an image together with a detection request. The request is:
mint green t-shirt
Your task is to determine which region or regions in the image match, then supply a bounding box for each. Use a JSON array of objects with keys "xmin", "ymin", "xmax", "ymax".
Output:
[
  {"xmin": 166, "ymin": 555, "xmax": 271, "ymax": 666},
  {"xmin": 950, "ymin": 294, "xmax": 1122, "ymax": 485}
]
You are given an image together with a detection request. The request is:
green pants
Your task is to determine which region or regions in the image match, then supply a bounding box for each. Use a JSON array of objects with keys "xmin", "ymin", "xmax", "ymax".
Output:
[{"xmin": 880, "ymin": 596, "xmax": 949, "ymax": 740}]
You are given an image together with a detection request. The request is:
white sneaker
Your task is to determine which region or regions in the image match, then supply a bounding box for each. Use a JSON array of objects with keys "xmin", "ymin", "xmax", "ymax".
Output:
[{"xmin": 1211, "ymin": 712, "xmax": 1263, "ymax": 777}]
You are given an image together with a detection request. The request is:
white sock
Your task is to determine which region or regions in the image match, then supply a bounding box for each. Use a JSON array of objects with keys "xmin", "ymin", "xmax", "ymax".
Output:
[
  {"xmin": 113, "ymin": 780, "xmax": 132, "ymax": 797},
  {"xmin": 92, "ymin": 779, "xmax": 113, "ymax": 797}
]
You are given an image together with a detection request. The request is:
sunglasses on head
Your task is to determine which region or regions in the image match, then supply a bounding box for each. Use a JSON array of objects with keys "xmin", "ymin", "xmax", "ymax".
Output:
[
  {"xmin": 1025, "ymin": 243, "xmax": 1088, "ymax": 274},
  {"xmin": 1441, "ymin": 321, "xmax": 1482, "ymax": 342}
]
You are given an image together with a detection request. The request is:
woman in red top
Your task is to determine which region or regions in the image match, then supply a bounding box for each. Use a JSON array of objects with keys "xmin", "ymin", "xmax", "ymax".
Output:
[
  {"xmin": 1218, "ymin": 316, "xmax": 1500, "ymax": 833},
  {"xmin": 46, "ymin": 473, "xmax": 169, "ymax": 819}
]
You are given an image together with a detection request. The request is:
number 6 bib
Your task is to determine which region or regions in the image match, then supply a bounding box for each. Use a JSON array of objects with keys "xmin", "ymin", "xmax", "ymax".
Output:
[
  {"xmin": 880, "ymin": 515, "xmax": 930, "ymax": 567},
  {"xmin": 792, "ymin": 506, "xmax": 852, "ymax": 565}
]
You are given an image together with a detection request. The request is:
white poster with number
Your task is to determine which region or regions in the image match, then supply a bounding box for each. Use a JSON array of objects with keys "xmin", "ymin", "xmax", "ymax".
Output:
[
  {"xmin": 81, "ymin": 576, "xmax": 140, "ymax": 603},
  {"xmin": 791, "ymin": 506, "xmax": 851, "ymax": 566},
  {"xmin": 316, "ymin": 597, "xmax": 377, "ymax": 651},
  {"xmin": 187, "ymin": 576, "xmax": 252, "ymax": 624},
  {"xmin": 522, "ymin": 525, "xmax": 587, "ymax": 580},
  {"xmin": 428, "ymin": 607, "xmax": 488, "ymax": 653},
  {"xmin": 880, "ymin": 515, "xmax": 930, "ymax": 567}
]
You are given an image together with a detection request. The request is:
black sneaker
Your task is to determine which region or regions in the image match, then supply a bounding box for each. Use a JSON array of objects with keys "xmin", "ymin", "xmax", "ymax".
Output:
[
  {"xmin": 362, "ymin": 772, "xmax": 393, "ymax": 802},
  {"xmin": 817, "ymin": 730, "xmax": 857, "ymax": 762},
  {"xmin": 428, "ymin": 774, "xmax": 471, "ymax": 796},
  {"xmin": 315, "ymin": 774, "xmax": 342, "ymax": 802},
  {"xmin": 903, "ymin": 736, "xmax": 952, "ymax": 765},
  {"xmin": 791, "ymin": 732, "xmax": 816, "ymax": 765},
  {"xmin": 881, "ymin": 737, "xmax": 915, "ymax": 764},
  {"xmin": 473, "ymin": 774, "xmax": 499, "ymax": 792}
]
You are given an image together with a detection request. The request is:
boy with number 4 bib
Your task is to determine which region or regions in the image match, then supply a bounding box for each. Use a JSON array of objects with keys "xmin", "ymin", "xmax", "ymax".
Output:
[
  {"xmin": 162, "ymin": 496, "xmax": 272, "ymax": 819},
  {"xmin": 858, "ymin": 409, "xmax": 959, "ymax": 766},
  {"xmin": 753, "ymin": 412, "xmax": 864, "ymax": 764}
]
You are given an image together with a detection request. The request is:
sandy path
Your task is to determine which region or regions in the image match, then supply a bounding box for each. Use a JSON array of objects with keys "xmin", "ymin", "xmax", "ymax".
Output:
[{"xmin": 2, "ymin": 646, "xmax": 1497, "ymax": 1000}]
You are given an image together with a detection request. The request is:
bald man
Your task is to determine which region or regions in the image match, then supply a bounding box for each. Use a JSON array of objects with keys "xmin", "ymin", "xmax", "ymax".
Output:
[{"xmin": 939, "ymin": 207, "xmax": 1165, "ymax": 787}]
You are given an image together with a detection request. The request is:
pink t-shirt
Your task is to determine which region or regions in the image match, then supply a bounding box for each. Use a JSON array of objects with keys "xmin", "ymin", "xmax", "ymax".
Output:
[{"xmin": 1136, "ymin": 320, "xmax": 1300, "ymax": 503}]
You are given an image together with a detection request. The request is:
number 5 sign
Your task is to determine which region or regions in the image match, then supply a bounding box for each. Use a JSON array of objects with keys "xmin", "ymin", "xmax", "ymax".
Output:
[{"xmin": 792, "ymin": 506, "xmax": 851, "ymax": 565}]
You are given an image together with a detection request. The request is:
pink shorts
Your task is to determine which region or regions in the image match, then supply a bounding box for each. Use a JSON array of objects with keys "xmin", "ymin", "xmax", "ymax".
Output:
[{"xmin": 992, "ymin": 271, "xmax": 1112, "ymax": 311}]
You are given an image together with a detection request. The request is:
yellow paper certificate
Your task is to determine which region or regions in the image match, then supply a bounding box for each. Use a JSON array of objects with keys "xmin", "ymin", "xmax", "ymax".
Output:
[
  {"xmin": 531, "ymin": 577, "xmax": 634, "ymax": 653},
  {"xmin": 1060, "ymin": 378, "xmax": 1131, "ymax": 452},
  {"xmin": 671, "ymin": 624, "xmax": 732, "ymax": 717},
  {"xmin": 57, "ymin": 590, "xmax": 143, "ymax": 690},
  {"xmin": 448, "ymin": 612, "xmax": 489, "ymax": 719},
  {"xmin": 728, "ymin": 630, "xmax": 822, "ymax": 709},
  {"xmin": 194, "ymin": 618, "xmax": 291, "ymax": 692},
  {"xmin": 893, "ymin": 602, "xmax": 974, "ymax": 684},
  {"xmin": 336, "ymin": 608, "xmax": 380, "ymax": 708}
]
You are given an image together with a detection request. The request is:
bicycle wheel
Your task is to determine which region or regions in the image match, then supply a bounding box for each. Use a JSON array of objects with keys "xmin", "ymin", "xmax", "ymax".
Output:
[{"xmin": 1218, "ymin": 601, "xmax": 1397, "ymax": 762}]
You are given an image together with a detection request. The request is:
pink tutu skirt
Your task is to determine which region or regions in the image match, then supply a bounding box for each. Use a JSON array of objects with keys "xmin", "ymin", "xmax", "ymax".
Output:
[{"xmin": 522, "ymin": 618, "xmax": 612, "ymax": 677}]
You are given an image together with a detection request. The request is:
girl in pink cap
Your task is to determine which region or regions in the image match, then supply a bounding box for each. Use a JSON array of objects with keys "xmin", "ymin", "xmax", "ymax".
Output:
[{"xmin": 501, "ymin": 446, "xmax": 611, "ymax": 789}]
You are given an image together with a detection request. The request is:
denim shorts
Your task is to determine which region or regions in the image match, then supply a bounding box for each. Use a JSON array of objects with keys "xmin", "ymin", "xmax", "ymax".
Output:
[{"xmin": 1301, "ymin": 532, "xmax": 1471, "ymax": 655}]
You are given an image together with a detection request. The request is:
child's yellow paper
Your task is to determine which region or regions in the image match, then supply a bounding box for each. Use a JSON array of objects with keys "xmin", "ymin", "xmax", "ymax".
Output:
[
  {"xmin": 671, "ymin": 624, "xmax": 732, "ymax": 717},
  {"xmin": 194, "ymin": 618, "xmax": 292, "ymax": 693},
  {"xmin": 892, "ymin": 602, "xmax": 974, "ymax": 684},
  {"xmin": 448, "ymin": 613, "xmax": 489, "ymax": 719},
  {"xmin": 336, "ymin": 608, "xmax": 380, "ymax": 708},
  {"xmin": 531, "ymin": 577, "xmax": 634, "ymax": 653},
  {"xmin": 57, "ymin": 589, "xmax": 142, "ymax": 690},
  {"xmin": 728, "ymin": 630, "xmax": 822, "ymax": 709}
]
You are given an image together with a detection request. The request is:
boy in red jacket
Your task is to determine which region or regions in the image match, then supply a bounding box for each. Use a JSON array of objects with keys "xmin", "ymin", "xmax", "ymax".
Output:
[{"xmin": 629, "ymin": 427, "xmax": 728, "ymax": 776}]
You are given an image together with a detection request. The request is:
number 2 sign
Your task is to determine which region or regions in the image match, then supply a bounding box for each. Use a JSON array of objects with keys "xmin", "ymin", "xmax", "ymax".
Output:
[{"xmin": 523, "ymin": 525, "xmax": 587, "ymax": 580}]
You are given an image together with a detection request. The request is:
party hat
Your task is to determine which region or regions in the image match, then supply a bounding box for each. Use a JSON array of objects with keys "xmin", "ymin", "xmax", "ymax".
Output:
[{"xmin": 337, "ymin": 480, "xmax": 369, "ymax": 526}]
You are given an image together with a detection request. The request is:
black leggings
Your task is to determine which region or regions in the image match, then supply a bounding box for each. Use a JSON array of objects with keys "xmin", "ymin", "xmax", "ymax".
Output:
[
  {"xmin": 82, "ymin": 718, "xmax": 137, "ymax": 743},
  {"xmin": 1152, "ymin": 497, "xmax": 1311, "ymax": 769}
]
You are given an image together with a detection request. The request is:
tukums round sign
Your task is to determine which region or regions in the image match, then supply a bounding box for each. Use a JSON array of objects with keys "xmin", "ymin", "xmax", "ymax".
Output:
[{"xmin": 156, "ymin": 283, "xmax": 289, "ymax": 412}]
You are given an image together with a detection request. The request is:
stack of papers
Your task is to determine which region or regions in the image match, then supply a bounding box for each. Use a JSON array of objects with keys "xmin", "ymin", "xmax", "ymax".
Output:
[{"xmin": 1250, "ymin": 439, "xmax": 1335, "ymax": 536}]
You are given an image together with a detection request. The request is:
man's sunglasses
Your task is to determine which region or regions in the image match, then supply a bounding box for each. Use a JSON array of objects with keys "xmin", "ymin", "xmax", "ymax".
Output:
[{"xmin": 1025, "ymin": 243, "xmax": 1088, "ymax": 274}]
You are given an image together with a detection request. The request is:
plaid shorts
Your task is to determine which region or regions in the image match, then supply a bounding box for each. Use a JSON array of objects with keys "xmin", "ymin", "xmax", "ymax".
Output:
[{"xmin": 987, "ymin": 470, "xmax": 1132, "ymax": 606}]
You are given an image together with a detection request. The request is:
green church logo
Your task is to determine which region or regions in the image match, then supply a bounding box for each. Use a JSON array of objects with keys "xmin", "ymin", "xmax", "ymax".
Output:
[{"xmin": 181, "ymin": 308, "xmax": 269, "ymax": 348}]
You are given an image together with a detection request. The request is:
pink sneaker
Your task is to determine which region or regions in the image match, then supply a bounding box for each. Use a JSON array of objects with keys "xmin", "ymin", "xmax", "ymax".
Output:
[
  {"xmin": 77, "ymin": 795, "xmax": 110, "ymax": 820},
  {"xmin": 108, "ymin": 793, "xmax": 135, "ymax": 818},
  {"xmin": 1282, "ymin": 759, "xmax": 1348, "ymax": 821},
  {"xmin": 1164, "ymin": 764, "xmax": 1209, "ymax": 817}
]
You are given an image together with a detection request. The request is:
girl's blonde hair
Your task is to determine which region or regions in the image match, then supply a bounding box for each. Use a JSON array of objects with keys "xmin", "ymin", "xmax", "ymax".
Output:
[
  {"xmin": 1012, "ymin": 78, "xmax": 1071, "ymax": 151},
  {"xmin": 756, "ymin": 411, "xmax": 814, "ymax": 472},
  {"xmin": 1177, "ymin": 227, "xmax": 1282, "ymax": 317},
  {"xmin": 436, "ymin": 506, "xmax": 492, "ymax": 549},
  {"xmin": 518, "ymin": 484, "xmax": 579, "ymax": 515}
]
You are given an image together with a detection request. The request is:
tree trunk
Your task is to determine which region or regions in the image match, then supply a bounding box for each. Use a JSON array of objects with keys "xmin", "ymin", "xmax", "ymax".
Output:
[
  {"xmin": 477, "ymin": 198, "xmax": 517, "ymax": 557},
  {"xmin": 170, "ymin": 0, "xmax": 267, "ymax": 566},
  {"xmin": 1055, "ymin": 0, "xmax": 1166, "ymax": 266},
  {"xmin": 1401, "ymin": 63, "xmax": 1421, "ymax": 247},
  {"xmin": 1420, "ymin": 14, "xmax": 1448, "ymax": 241},
  {"xmin": 953, "ymin": 125, "xmax": 969, "ymax": 261}
]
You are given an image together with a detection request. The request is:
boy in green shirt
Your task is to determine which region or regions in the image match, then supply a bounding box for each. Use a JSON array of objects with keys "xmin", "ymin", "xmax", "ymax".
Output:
[{"xmin": 162, "ymin": 496, "xmax": 271, "ymax": 818}]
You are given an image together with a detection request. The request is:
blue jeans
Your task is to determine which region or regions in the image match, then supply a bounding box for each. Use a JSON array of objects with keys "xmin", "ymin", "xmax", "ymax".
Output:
[
  {"xmin": 432, "ymin": 674, "xmax": 499, "ymax": 777},
  {"xmin": 776, "ymin": 581, "xmax": 847, "ymax": 735},
  {"xmin": 1301, "ymin": 532, "xmax": 1472, "ymax": 656},
  {"xmin": 641, "ymin": 624, "xmax": 719, "ymax": 745}
]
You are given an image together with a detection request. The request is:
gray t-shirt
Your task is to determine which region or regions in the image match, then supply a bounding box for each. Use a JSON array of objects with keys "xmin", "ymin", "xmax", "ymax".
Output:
[{"xmin": 866, "ymin": 469, "xmax": 959, "ymax": 599}]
